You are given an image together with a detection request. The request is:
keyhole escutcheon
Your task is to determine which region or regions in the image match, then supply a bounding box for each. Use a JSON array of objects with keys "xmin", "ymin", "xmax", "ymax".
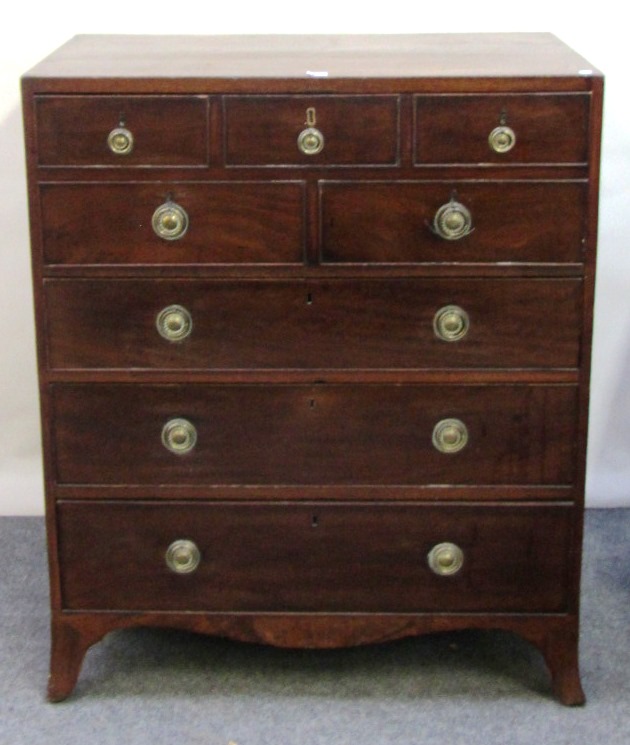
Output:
[{"xmin": 306, "ymin": 107, "xmax": 317, "ymax": 126}]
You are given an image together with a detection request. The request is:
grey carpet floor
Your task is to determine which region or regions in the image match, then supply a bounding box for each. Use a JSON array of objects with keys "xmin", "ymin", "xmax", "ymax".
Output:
[{"xmin": 0, "ymin": 510, "xmax": 629, "ymax": 745}]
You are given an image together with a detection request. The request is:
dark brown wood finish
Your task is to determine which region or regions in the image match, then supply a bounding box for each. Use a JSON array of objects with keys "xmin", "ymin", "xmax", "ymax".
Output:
[
  {"xmin": 44, "ymin": 278, "xmax": 582, "ymax": 371},
  {"xmin": 22, "ymin": 34, "xmax": 601, "ymax": 704},
  {"xmin": 52, "ymin": 483, "xmax": 577, "ymax": 503},
  {"xmin": 40, "ymin": 182, "xmax": 306, "ymax": 265},
  {"xmin": 47, "ymin": 612, "xmax": 584, "ymax": 705},
  {"xmin": 57, "ymin": 501, "xmax": 573, "ymax": 613},
  {"xmin": 24, "ymin": 34, "xmax": 601, "ymax": 84},
  {"xmin": 224, "ymin": 95, "xmax": 399, "ymax": 166},
  {"xmin": 35, "ymin": 95, "xmax": 210, "ymax": 167},
  {"xmin": 414, "ymin": 94, "xmax": 589, "ymax": 165},
  {"xmin": 51, "ymin": 383, "xmax": 578, "ymax": 487},
  {"xmin": 321, "ymin": 181, "xmax": 587, "ymax": 264}
]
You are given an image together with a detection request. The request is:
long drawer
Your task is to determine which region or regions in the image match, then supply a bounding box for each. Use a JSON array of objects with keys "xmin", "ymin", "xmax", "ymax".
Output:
[
  {"xmin": 57, "ymin": 501, "xmax": 573, "ymax": 613},
  {"xmin": 45, "ymin": 278, "xmax": 582, "ymax": 371},
  {"xmin": 40, "ymin": 182, "xmax": 305, "ymax": 265},
  {"xmin": 51, "ymin": 383, "xmax": 578, "ymax": 486}
]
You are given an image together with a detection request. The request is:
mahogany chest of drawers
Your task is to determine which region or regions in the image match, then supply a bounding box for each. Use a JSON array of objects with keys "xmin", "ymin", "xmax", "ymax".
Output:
[{"xmin": 22, "ymin": 33, "xmax": 603, "ymax": 703}]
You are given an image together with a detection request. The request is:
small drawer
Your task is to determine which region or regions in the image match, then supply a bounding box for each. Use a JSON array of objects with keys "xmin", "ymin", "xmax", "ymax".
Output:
[
  {"xmin": 57, "ymin": 501, "xmax": 573, "ymax": 613},
  {"xmin": 224, "ymin": 95, "xmax": 399, "ymax": 166},
  {"xmin": 45, "ymin": 278, "xmax": 582, "ymax": 371},
  {"xmin": 35, "ymin": 95, "xmax": 210, "ymax": 167},
  {"xmin": 321, "ymin": 181, "xmax": 586, "ymax": 264},
  {"xmin": 40, "ymin": 182, "xmax": 305, "ymax": 265},
  {"xmin": 414, "ymin": 94, "xmax": 589, "ymax": 165},
  {"xmin": 51, "ymin": 383, "xmax": 577, "ymax": 487}
]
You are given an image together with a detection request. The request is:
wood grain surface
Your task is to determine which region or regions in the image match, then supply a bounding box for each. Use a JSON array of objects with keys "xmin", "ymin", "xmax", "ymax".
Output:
[
  {"xmin": 22, "ymin": 33, "xmax": 601, "ymax": 703},
  {"xmin": 44, "ymin": 278, "xmax": 582, "ymax": 371},
  {"xmin": 57, "ymin": 501, "xmax": 573, "ymax": 613},
  {"xmin": 50, "ymin": 383, "xmax": 578, "ymax": 486}
]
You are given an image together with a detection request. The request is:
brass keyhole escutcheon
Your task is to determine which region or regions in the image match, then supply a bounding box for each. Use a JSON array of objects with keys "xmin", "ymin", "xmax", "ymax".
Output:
[{"xmin": 298, "ymin": 106, "xmax": 324, "ymax": 155}]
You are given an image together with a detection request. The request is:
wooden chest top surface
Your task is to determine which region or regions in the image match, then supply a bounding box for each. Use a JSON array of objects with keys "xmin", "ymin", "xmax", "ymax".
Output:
[{"xmin": 23, "ymin": 33, "xmax": 601, "ymax": 81}]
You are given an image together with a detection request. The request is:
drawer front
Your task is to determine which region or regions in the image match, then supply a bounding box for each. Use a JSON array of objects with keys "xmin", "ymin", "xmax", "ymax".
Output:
[
  {"xmin": 225, "ymin": 95, "xmax": 399, "ymax": 166},
  {"xmin": 52, "ymin": 384, "xmax": 577, "ymax": 486},
  {"xmin": 57, "ymin": 501, "xmax": 572, "ymax": 613},
  {"xmin": 45, "ymin": 278, "xmax": 582, "ymax": 371},
  {"xmin": 40, "ymin": 182, "xmax": 305, "ymax": 265},
  {"xmin": 321, "ymin": 181, "xmax": 585, "ymax": 264},
  {"xmin": 35, "ymin": 95, "xmax": 209, "ymax": 167},
  {"xmin": 415, "ymin": 94, "xmax": 589, "ymax": 165}
]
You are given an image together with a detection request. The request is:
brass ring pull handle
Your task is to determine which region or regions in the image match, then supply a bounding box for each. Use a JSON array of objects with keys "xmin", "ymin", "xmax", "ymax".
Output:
[
  {"xmin": 432, "ymin": 200, "xmax": 473, "ymax": 241},
  {"xmin": 297, "ymin": 127, "xmax": 325, "ymax": 155},
  {"xmin": 165, "ymin": 539, "xmax": 201, "ymax": 574},
  {"xmin": 432, "ymin": 418, "xmax": 468, "ymax": 454},
  {"xmin": 161, "ymin": 418, "xmax": 197, "ymax": 455},
  {"xmin": 489, "ymin": 125, "xmax": 516, "ymax": 154},
  {"xmin": 156, "ymin": 305, "xmax": 193, "ymax": 342},
  {"xmin": 107, "ymin": 126, "xmax": 134, "ymax": 155},
  {"xmin": 433, "ymin": 305, "xmax": 470, "ymax": 342},
  {"xmin": 427, "ymin": 542, "xmax": 464, "ymax": 576},
  {"xmin": 152, "ymin": 201, "xmax": 189, "ymax": 241}
]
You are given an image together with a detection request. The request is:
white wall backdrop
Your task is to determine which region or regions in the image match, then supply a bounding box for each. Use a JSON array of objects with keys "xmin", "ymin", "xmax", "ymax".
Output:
[{"xmin": 1, "ymin": 2, "xmax": 628, "ymax": 513}]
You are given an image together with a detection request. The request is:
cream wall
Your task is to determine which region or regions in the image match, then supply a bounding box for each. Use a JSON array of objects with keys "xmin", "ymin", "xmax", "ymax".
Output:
[{"xmin": 1, "ymin": 3, "xmax": 628, "ymax": 513}]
